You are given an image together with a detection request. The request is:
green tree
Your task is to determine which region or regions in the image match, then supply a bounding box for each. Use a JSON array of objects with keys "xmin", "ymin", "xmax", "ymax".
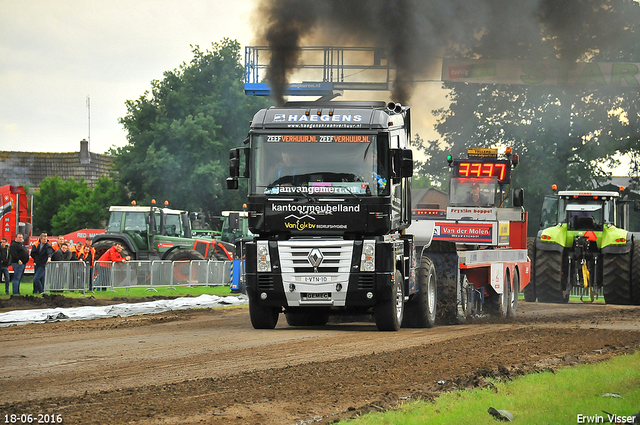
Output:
[
  {"xmin": 414, "ymin": 0, "xmax": 640, "ymax": 235},
  {"xmin": 115, "ymin": 39, "xmax": 271, "ymax": 218},
  {"xmin": 33, "ymin": 175, "xmax": 128, "ymax": 235},
  {"xmin": 51, "ymin": 175, "xmax": 129, "ymax": 234}
]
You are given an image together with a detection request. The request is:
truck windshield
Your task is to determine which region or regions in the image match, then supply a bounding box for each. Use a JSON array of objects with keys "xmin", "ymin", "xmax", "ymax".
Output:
[{"xmin": 250, "ymin": 134, "xmax": 388, "ymax": 196}]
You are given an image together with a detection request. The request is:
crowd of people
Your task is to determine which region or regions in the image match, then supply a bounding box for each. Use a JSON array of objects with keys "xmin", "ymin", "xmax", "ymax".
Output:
[{"xmin": 0, "ymin": 233, "xmax": 126, "ymax": 296}]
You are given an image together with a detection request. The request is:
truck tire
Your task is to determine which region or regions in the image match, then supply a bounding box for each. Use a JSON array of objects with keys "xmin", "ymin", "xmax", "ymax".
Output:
[
  {"xmin": 248, "ymin": 291, "xmax": 279, "ymax": 329},
  {"xmin": 167, "ymin": 249, "xmax": 205, "ymax": 282},
  {"xmin": 524, "ymin": 237, "xmax": 536, "ymax": 302},
  {"xmin": 488, "ymin": 270, "xmax": 510, "ymax": 317},
  {"xmin": 508, "ymin": 271, "xmax": 519, "ymax": 318},
  {"xmin": 535, "ymin": 249, "xmax": 567, "ymax": 303},
  {"xmin": 375, "ymin": 270, "xmax": 404, "ymax": 331},
  {"xmin": 285, "ymin": 309, "xmax": 329, "ymax": 326},
  {"xmin": 602, "ymin": 251, "xmax": 632, "ymax": 305},
  {"xmin": 456, "ymin": 274, "xmax": 472, "ymax": 324},
  {"xmin": 402, "ymin": 257, "xmax": 437, "ymax": 328},
  {"xmin": 632, "ymin": 240, "xmax": 640, "ymax": 306}
]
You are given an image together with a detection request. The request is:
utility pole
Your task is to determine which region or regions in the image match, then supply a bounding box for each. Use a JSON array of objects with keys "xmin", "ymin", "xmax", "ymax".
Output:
[{"xmin": 86, "ymin": 95, "xmax": 91, "ymax": 152}]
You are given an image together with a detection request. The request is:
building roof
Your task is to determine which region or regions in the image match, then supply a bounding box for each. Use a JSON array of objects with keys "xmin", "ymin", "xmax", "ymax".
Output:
[{"xmin": 0, "ymin": 141, "xmax": 113, "ymax": 190}]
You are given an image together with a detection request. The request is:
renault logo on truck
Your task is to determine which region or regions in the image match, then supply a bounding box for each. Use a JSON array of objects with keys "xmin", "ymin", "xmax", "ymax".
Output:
[{"xmin": 308, "ymin": 248, "xmax": 324, "ymax": 270}]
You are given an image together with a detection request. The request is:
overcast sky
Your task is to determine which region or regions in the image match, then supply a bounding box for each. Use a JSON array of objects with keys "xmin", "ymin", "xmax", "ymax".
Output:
[
  {"xmin": 0, "ymin": 0, "xmax": 258, "ymax": 154},
  {"xmin": 0, "ymin": 0, "xmax": 450, "ymax": 157}
]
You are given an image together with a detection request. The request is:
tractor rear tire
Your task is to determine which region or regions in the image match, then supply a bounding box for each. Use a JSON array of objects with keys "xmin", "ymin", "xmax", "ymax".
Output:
[
  {"xmin": 248, "ymin": 291, "xmax": 279, "ymax": 329},
  {"xmin": 167, "ymin": 249, "xmax": 205, "ymax": 282},
  {"xmin": 632, "ymin": 240, "xmax": 640, "ymax": 306},
  {"xmin": 602, "ymin": 251, "xmax": 632, "ymax": 305},
  {"xmin": 524, "ymin": 237, "xmax": 536, "ymax": 302},
  {"xmin": 375, "ymin": 270, "xmax": 404, "ymax": 331},
  {"xmin": 535, "ymin": 249, "xmax": 567, "ymax": 303},
  {"xmin": 402, "ymin": 257, "xmax": 437, "ymax": 328}
]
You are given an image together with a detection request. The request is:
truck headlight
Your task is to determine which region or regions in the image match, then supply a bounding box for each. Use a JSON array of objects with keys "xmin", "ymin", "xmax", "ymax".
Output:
[
  {"xmin": 257, "ymin": 241, "xmax": 271, "ymax": 272},
  {"xmin": 361, "ymin": 241, "xmax": 375, "ymax": 272}
]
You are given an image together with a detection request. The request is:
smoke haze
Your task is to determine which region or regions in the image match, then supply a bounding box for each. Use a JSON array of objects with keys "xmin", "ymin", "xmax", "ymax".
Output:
[{"xmin": 253, "ymin": 0, "xmax": 615, "ymax": 105}]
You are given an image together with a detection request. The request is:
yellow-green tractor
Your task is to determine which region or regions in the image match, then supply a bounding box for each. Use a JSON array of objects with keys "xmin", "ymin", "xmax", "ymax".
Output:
[{"xmin": 527, "ymin": 189, "xmax": 639, "ymax": 305}]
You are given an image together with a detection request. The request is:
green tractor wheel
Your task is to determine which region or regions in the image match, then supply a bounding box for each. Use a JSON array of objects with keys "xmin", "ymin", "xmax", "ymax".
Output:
[
  {"xmin": 632, "ymin": 240, "xmax": 640, "ymax": 306},
  {"xmin": 602, "ymin": 251, "xmax": 632, "ymax": 305},
  {"xmin": 535, "ymin": 249, "xmax": 568, "ymax": 303}
]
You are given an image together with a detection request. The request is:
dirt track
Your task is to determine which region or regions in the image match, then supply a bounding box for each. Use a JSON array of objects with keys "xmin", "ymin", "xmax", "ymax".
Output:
[{"xmin": 1, "ymin": 300, "xmax": 640, "ymax": 425}]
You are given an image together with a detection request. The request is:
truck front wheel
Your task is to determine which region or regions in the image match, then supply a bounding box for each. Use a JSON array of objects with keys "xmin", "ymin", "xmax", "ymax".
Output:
[
  {"xmin": 402, "ymin": 257, "xmax": 437, "ymax": 328},
  {"xmin": 375, "ymin": 270, "xmax": 404, "ymax": 331},
  {"xmin": 248, "ymin": 292, "xmax": 279, "ymax": 329}
]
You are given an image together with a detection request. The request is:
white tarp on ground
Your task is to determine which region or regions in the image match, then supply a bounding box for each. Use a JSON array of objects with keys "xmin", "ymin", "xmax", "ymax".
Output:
[{"xmin": 0, "ymin": 294, "xmax": 248, "ymax": 327}]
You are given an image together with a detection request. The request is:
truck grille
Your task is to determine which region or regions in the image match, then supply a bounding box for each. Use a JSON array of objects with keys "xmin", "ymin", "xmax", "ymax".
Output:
[{"xmin": 278, "ymin": 240, "xmax": 354, "ymax": 273}]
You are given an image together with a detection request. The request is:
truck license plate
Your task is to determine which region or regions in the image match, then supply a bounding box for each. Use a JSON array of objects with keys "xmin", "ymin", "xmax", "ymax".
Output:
[
  {"xmin": 301, "ymin": 293, "xmax": 331, "ymax": 301},
  {"xmin": 302, "ymin": 276, "xmax": 329, "ymax": 283}
]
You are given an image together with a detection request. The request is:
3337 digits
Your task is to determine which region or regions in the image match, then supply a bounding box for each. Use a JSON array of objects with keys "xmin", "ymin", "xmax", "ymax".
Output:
[{"xmin": 4, "ymin": 414, "xmax": 63, "ymax": 424}]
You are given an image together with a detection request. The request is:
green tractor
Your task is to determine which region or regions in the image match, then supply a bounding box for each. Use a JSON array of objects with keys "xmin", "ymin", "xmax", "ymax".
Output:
[
  {"xmin": 92, "ymin": 204, "xmax": 234, "ymax": 263},
  {"xmin": 527, "ymin": 189, "xmax": 640, "ymax": 305}
]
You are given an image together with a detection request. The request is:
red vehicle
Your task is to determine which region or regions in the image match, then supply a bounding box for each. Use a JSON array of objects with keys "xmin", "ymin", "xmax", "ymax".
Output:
[
  {"xmin": 409, "ymin": 147, "xmax": 531, "ymax": 322},
  {"xmin": 1, "ymin": 185, "xmax": 105, "ymax": 274}
]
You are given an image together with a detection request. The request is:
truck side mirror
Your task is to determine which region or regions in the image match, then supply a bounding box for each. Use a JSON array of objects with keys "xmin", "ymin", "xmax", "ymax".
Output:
[
  {"xmin": 229, "ymin": 148, "xmax": 240, "ymax": 178},
  {"xmin": 226, "ymin": 178, "xmax": 238, "ymax": 190},
  {"xmin": 401, "ymin": 149, "xmax": 413, "ymax": 178},
  {"xmin": 513, "ymin": 188, "xmax": 524, "ymax": 207}
]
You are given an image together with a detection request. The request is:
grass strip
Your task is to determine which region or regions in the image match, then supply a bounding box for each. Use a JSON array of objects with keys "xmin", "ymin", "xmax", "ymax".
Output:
[{"xmin": 341, "ymin": 350, "xmax": 640, "ymax": 424}]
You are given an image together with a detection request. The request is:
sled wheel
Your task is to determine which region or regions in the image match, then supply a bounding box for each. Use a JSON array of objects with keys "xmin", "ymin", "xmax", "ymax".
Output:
[{"xmin": 402, "ymin": 257, "xmax": 437, "ymax": 328}]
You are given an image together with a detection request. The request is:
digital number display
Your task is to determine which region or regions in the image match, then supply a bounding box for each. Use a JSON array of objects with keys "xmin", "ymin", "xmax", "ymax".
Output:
[{"xmin": 453, "ymin": 159, "xmax": 511, "ymax": 183}]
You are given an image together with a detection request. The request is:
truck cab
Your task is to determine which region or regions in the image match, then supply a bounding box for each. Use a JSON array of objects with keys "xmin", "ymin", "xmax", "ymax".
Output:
[{"xmin": 228, "ymin": 101, "xmax": 421, "ymax": 331}]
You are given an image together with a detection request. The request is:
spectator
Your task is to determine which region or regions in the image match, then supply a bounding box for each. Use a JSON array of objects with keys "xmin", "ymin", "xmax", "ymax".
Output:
[
  {"xmin": 68, "ymin": 241, "xmax": 83, "ymax": 261},
  {"xmin": 0, "ymin": 238, "xmax": 10, "ymax": 295},
  {"xmin": 9, "ymin": 234, "xmax": 29, "ymax": 295},
  {"xmin": 51, "ymin": 242, "xmax": 73, "ymax": 261},
  {"xmin": 31, "ymin": 232, "xmax": 53, "ymax": 294},
  {"xmin": 52, "ymin": 235, "xmax": 66, "ymax": 251},
  {"xmin": 95, "ymin": 243, "xmax": 130, "ymax": 291},
  {"xmin": 82, "ymin": 237, "xmax": 96, "ymax": 291}
]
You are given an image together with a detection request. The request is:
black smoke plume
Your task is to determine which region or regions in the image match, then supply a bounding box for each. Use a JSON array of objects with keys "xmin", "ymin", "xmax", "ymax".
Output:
[{"xmin": 254, "ymin": 0, "xmax": 615, "ymax": 105}]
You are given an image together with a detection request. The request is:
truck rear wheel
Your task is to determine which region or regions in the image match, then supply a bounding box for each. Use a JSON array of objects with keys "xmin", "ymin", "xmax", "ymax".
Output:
[
  {"xmin": 632, "ymin": 240, "xmax": 640, "ymax": 306},
  {"xmin": 602, "ymin": 251, "xmax": 632, "ymax": 305},
  {"xmin": 402, "ymin": 257, "xmax": 437, "ymax": 328},
  {"xmin": 508, "ymin": 271, "xmax": 519, "ymax": 318},
  {"xmin": 535, "ymin": 249, "xmax": 567, "ymax": 303},
  {"xmin": 488, "ymin": 270, "xmax": 510, "ymax": 317},
  {"xmin": 524, "ymin": 237, "xmax": 536, "ymax": 302},
  {"xmin": 248, "ymin": 292, "xmax": 279, "ymax": 329},
  {"xmin": 455, "ymin": 274, "xmax": 472, "ymax": 324},
  {"xmin": 375, "ymin": 270, "xmax": 404, "ymax": 331}
]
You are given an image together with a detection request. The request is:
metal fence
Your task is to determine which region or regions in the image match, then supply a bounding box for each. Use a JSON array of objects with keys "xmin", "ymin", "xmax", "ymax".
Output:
[{"xmin": 44, "ymin": 260, "xmax": 232, "ymax": 293}]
